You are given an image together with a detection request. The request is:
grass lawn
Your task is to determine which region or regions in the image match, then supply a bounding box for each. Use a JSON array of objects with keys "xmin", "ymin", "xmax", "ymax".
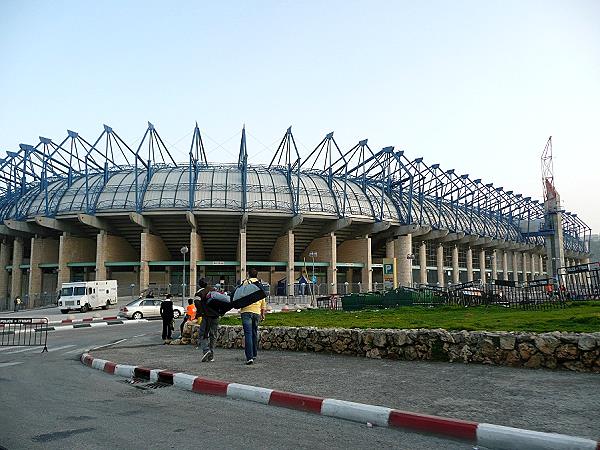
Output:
[{"xmin": 220, "ymin": 301, "xmax": 600, "ymax": 333}]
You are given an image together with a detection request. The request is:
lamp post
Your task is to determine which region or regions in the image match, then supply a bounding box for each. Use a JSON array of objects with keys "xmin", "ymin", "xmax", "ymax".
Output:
[
  {"xmin": 180, "ymin": 246, "xmax": 189, "ymax": 307},
  {"xmin": 309, "ymin": 251, "xmax": 317, "ymax": 285}
]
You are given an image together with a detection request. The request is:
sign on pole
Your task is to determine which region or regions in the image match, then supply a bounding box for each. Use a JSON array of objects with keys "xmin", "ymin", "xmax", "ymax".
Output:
[{"xmin": 382, "ymin": 258, "xmax": 397, "ymax": 290}]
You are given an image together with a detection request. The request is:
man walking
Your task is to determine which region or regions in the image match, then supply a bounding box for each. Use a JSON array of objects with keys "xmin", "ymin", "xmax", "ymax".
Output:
[
  {"xmin": 196, "ymin": 279, "xmax": 219, "ymax": 362},
  {"xmin": 240, "ymin": 268, "xmax": 266, "ymax": 365},
  {"xmin": 160, "ymin": 293, "xmax": 174, "ymax": 343}
]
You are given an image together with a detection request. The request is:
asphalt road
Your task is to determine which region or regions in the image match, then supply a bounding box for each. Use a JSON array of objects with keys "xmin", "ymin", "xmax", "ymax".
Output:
[{"xmin": 0, "ymin": 322, "xmax": 467, "ymax": 450}]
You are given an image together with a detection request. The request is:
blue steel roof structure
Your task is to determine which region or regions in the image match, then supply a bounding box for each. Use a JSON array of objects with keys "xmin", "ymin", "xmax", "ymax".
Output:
[{"xmin": 0, "ymin": 123, "xmax": 591, "ymax": 254}]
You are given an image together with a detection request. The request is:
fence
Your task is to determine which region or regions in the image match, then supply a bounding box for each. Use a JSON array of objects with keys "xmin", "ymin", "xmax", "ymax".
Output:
[
  {"xmin": 558, "ymin": 262, "xmax": 600, "ymax": 300},
  {"xmin": 334, "ymin": 278, "xmax": 574, "ymax": 312},
  {"xmin": 0, "ymin": 318, "xmax": 49, "ymax": 352}
]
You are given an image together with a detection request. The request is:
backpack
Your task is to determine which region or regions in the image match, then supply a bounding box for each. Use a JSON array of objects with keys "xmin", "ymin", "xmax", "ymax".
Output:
[
  {"xmin": 205, "ymin": 291, "xmax": 233, "ymax": 316},
  {"xmin": 231, "ymin": 280, "xmax": 266, "ymax": 309}
]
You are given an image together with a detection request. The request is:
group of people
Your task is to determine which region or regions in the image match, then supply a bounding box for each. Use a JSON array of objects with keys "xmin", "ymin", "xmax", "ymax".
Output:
[{"xmin": 159, "ymin": 268, "xmax": 266, "ymax": 365}]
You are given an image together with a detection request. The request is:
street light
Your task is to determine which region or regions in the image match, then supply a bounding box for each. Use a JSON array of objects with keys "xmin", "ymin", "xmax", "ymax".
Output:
[
  {"xmin": 181, "ymin": 246, "xmax": 189, "ymax": 307},
  {"xmin": 308, "ymin": 251, "xmax": 317, "ymax": 284}
]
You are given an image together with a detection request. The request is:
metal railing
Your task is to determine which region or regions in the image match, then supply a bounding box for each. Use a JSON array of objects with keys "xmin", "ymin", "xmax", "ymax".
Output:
[
  {"xmin": 337, "ymin": 278, "xmax": 578, "ymax": 311},
  {"xmin": 0, "ymin": 318, "xmax": 49, "ymax": 352},
  {"xmin": 558, "ymin": 262, "xmax": 600, "ymax": 300}
]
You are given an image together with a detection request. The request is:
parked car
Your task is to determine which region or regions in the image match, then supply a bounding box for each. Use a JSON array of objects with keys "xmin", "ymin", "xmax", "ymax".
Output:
[{"xmin": 118, "ymin": 298, "xmax": 184, "ymax": 320}]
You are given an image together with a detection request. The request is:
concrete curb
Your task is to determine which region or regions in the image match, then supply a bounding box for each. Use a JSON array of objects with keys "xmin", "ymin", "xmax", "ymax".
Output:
[{"xmin": 80, "ymin": 352, "xmax": 599, "ymax": 450}]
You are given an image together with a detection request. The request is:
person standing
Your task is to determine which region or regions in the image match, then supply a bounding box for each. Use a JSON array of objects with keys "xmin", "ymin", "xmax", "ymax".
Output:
[
  {"xmin": 240, "ymin": 268, "xmax": 266, "ymax": 365},
  {"xmin": 196, "ymin": 279, "xmax": 220, "ymax": 362},
  {"xmin": 160, "ymin": 294, "xmax": 174, "ymax": 343},
  {"xmin": 13, "ymin": 296, "xmax": 21, "ymax": 312}
]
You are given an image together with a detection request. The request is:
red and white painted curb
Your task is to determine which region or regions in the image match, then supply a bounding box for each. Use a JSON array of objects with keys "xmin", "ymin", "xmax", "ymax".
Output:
[
  {"xmin": 81, "ymin": 352, "xmax": 599, "ymax": 450},
  {"xmin": 48, "ymin": 317, "xmax": 149, "ymax": 330},
  {"xmin": 57, "ymin": 316, "xmax": 119, "ymax": 324}
]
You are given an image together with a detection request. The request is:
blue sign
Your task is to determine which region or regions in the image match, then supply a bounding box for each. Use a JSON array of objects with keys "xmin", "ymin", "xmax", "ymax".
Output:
[{"xmin": 311, "ymin": 275, "xmax": 317, "ymax": 284}]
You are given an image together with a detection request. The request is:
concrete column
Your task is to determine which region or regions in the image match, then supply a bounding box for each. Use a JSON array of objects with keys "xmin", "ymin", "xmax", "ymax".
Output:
[
  {"xmin": 363, "ymin": 237, "xmax": 372, "ymax": 290},
  {"xmin": 522, "ymin": 253, "xmax": 528, "ymax": 282},
  {"xmin": 419, "ymin": 242, "xmax": 427, "ymax": 285},
  {"xmin": 287, "ymin": 232, "xmax": 295, "ymax": 297},
  {"xmin": 512, "ymin": 252, "xmax": 519, "ymax": 282},
  {"xmin": 396, "ymin": 235, "xmax": 412, "ymax": 287},
  {"xmin": 466, "ymin": 247, "xmax": 473, "ymax": 282},
  {"xmin": 385, "ymin": 239, "xmax": 394, "ymax": 259},
  {"xmin": 140, "ymin": 232, "xmax": 170, "ymax": 292},
  {"xmin": 539, "ymin": 255, "xmax": 544, "ymax": 275},
  {"xmin": 58, "ymin": 233, "xmax": 96, "ymax": 287},
  {"xmin": 502, "ymin": 251, "xmax": 509, "ymax": 281},
  {"xmin": 0, "ymin": 240, "xmax": 11, "ymax": 308},
  {"xmin": 337, "ymin": 235, "xmax": 372, "ymax": 290},
  {"xmin": 328, "ymin": 233, "xmax": 337, "ymax": 295},
  {"xmin": 436, "ymin": 244, "xmax": 444, "ymax": 287},
  {"xmin": 238, "ymin": 227, "xmax": 247, "ymax": 281},
  {"xmin": 189, "ymin": 230, "xmax": 205, "ymax": 296},
  {"xmin": 479, "ymin": 249, "xmax": 486, "ymax": 284},
  {"xmin": 451, "ymin": 245, "xmax": 459, "ymax": 284},
  {"xmin": 271, "ymin": 231, "xmax": 296, "ymax": 297},
  {"xmin": 530, "ymin": 253, "xmax": 537, "ymax": 279},
  {"xmin": 491, "ymin": 250, "xmax": 498, "ymax": 281},
  {"xmin": 11, "ymin": 237, "xmax": 24, "ymax": 301},
  {"xmin": 96, "ymin": 231, "xmax": 108, "ymax": 282},
  {"xmin": 29, "ymin": 237, "xmax": 59, "ymax": 306},
  {"xmin": 303, "ymin": 232, "xmax": 337, "ymax": 294}
]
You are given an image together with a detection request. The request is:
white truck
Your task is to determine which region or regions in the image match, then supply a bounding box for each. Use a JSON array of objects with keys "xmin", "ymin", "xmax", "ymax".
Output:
[{"xmin": 58, "ymin": 280, "xmax": 118, "ymax": 313}]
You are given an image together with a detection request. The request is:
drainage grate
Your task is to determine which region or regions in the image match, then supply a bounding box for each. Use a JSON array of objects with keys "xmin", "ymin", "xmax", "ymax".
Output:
[
  {"xmin": 123, "ymin": 377, "xmax": 146, "ymax": 384},
  {"xmin": 144, "ymin": 382, "xmax": 172, "ymax": 389},
  {"xmin": 118, "ymin": 379, "xmax": 171, "ymax": 390}
]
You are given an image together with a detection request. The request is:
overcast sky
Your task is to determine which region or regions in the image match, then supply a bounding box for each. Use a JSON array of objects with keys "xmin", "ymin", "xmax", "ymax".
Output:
[{"xmin": 1, "ymin": 1, "xmax": 598, "ymax": 232}]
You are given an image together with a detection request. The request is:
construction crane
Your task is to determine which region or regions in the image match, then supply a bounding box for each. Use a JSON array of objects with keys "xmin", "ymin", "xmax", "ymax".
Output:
[{"xmin": 541, "ymin": 136, "xmax": 565, "ymax": 280}]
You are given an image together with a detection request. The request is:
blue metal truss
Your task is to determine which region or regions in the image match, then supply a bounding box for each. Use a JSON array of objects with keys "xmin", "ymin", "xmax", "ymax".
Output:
[{"xmin": 0, "ymin": 123, "xmax": 591, "ymax": 254}]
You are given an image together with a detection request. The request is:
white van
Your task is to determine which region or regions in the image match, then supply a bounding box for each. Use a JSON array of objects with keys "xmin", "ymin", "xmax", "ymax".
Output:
[{"xmin": 58, "ymin": 280, "xmax": 118, "ymax": 313}]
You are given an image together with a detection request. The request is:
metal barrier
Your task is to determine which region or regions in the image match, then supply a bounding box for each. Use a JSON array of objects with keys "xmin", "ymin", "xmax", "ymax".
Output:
[
  {"xmin": 0, "ymin": 318, "xmax": 49, "ymax": 352},
  {"xmin": 558, "ymin": 262, "xmax": 600, "ymax": 300}
]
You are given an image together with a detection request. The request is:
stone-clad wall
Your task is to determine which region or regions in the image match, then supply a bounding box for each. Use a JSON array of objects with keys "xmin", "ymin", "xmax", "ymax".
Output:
[{"xmin": 210, "ymin": 326, "xmax": 600, "ymax": 373}]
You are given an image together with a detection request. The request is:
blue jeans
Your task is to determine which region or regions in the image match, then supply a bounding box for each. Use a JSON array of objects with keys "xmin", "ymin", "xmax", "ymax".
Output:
[{"xmin": 241, "ymin": 312, "xmax": 260, "ymax": 361}]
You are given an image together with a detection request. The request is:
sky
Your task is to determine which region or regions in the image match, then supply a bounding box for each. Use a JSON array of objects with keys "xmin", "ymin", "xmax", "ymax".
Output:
[{"xmin": 1, "ymin": 0, "xmax": 599, "ymax": 231}]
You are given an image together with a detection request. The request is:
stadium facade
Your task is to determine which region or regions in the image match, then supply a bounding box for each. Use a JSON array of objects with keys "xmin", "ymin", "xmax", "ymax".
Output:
[{"xmin": 0, "ymin": 123, "xmax": 592, "ymax": 308}]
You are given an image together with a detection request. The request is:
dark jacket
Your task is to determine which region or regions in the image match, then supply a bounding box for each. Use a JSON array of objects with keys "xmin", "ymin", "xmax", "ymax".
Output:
[
  {"xmin": 159, "ymin": 299, "xmax": 174, "ymax": 320},
  {"xmin": 195, "ymin": 287, "xmax": 219, "ymax": 318}
]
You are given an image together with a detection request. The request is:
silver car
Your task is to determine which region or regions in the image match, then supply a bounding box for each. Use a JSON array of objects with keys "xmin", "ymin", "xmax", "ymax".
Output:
[{"xmin": 118, "ymin": 299, "xmax": 184, "ymax": 320}]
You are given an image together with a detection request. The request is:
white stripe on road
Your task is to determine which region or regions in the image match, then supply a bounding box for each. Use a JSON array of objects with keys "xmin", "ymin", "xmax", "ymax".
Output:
[
  {"xmin": 89, "ymin": 322, "xmax": 108, "ymax": 328},
  {"xmin": 48, "ymin": 344, "xmax": 75, "ymax": 353},
  {"xmin": 91, "ymin": 339, "xmax": 126, "ymax": 351},
  {"xmin": 63, "ymin": 347, "xmax": 88, "ymax": 355},
  {"xmin": 4, "ymin": 346, "xmax": 43, "ymax": 354},
  {"xmin": 0, "ymin": 361, "xmax": 24, "ymax": 368},
  {"xmin": 0, "ymin": 346, "xmax": 19, "ymax": 352}
]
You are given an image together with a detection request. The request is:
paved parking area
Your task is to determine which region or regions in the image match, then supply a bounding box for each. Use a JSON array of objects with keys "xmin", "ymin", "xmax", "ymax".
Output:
[{"xmin": 91, "ymin": 331, "xmax": 600, "ymax": 441}]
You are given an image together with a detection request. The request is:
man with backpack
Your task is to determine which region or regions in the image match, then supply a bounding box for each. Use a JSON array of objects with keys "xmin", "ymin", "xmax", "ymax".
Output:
[
  {"xmin": 238, "ymin": 268, "xmax": 266, "ymax": 365},
  {"xmin": 195, "ymin": 279, "xmax": 220, "ymax": 362}
]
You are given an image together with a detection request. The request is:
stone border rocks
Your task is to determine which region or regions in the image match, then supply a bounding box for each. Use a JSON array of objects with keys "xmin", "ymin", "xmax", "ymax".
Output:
[{"xmin": 180, "ymin": 324, "xmax": 600, "ymax": 373}]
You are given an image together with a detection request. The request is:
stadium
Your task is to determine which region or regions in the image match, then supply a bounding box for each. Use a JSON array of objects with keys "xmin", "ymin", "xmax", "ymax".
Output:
[{"xmin": 0, "ymin": 123, "xmax": 592, "ymax": 309}]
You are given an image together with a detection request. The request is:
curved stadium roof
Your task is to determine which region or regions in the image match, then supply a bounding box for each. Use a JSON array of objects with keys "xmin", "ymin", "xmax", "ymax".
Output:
[{"xmin": 0, "ymin": 124, "xmax": 590, "ymax": 254}]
